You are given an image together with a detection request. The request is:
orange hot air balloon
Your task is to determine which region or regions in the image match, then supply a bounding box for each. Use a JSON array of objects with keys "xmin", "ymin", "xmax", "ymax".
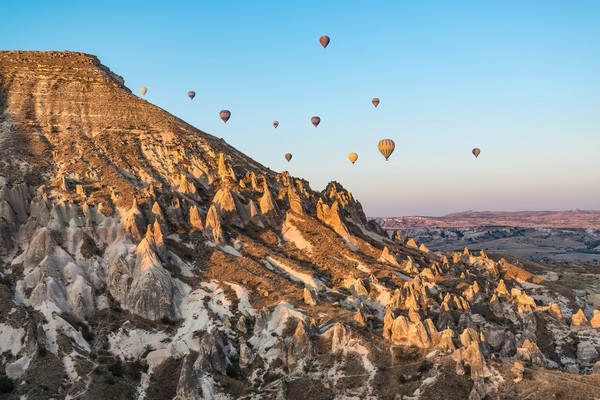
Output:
[
  {"xmin": 188, "ymin": 91, "xmax": 196, "ymax": 100},
  {"xmin": 273, "ymin": 121, "xmax": 279, "ymax": 128},
  {"xmin": 219, "ymin": 110, "xmax": 231, "ymax": 123},
  {"xmin": 140, "ymin": 87, "xmax": 148, "ymax": 96},
  {"xmin": 285, "ymin": 153, "xmax": 292, "ymax": 162},
  {"xmin": 372, "ymin": 98, "xmax": 380, "ymax": 107},
  {"xmin": 348, "ymin": 152, "xmax": 358, "ymax": 164},
  {"xmin": 378, "ymin": 139, "xmax": 395, "ymax": 161},
  {"xmin": 311, "ymin": 116, "xmax": 321, "ymax": 127},
  {"xmin": 472, "ymin": 148, "xmax": 481, "ymax": 158},
  {"xmin": 319, "ymin": 35, "xmax": 330, "ymax": 48}
]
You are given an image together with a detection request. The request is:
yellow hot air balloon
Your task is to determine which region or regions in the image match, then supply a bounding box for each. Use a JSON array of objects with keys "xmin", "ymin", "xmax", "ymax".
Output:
[
  {"xmin": 472, "ymin": 148, "xmax": 481, "ymax": 158},
  {"xmin": 140, "ymin": 87, "xmax": 148, "ymax": 96},
  {"xmin": 372, "ymin": 98, "xmax": 380, "ymax": 107},
  {"xmin": 348, "ymin": 153, "xmax": 358, "ymax": 164},
  {"xmin": 378, "ymin": 139, "xmax": 395, "ymax": 161}
]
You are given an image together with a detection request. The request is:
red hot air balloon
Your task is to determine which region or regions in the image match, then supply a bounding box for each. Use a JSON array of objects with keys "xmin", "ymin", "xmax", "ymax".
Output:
[
  {"xmin": 285, "ymin": 153, "xmax": 292, "ymax": 162},
  {"xmin": 319, "ymin": 35, "xmax": 330, "ymax": 48},
  {"xmin": 219, "ymin": 110, "xmax": 231, "ymax": 123},
  {"xmin": 311, "ymin": 116, "xmax": 321, "ymax": 127},
  {"xmin": 188, "ymin": 91, "xmax": 196, "ymax": 100},
  {"xmin": 273, "ymin": 121, "xmax": 279, "ymax": 128}
]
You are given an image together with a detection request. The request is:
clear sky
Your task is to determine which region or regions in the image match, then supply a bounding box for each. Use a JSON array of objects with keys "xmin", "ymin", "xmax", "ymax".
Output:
[{"xmin": 2, "ymin": 0, "xmax": 599, "ymax": 216}]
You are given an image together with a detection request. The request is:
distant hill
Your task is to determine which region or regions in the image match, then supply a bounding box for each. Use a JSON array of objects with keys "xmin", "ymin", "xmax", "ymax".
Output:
[{"xmin": 381, "ymin": 210, "xmax": 600, "ymax": 229}]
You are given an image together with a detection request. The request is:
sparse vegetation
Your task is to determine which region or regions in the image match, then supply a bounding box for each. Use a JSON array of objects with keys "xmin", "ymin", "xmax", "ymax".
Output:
[
  {"xmin": 398, "ymin": 372, "xmax": 421, "ymax": 384},
  {"xmin": 263, "ymin": 371, "xmax": 281, "ymax": 383},
  {"xmin": 142, "ymin": 343, "xmax": 155, "ymax": 358},
  {"xmin": 0, "ymin": 375, "xmax": 15, "ymax": 393},
  {"xmin": 394, "ymin": 346, "xmax": 421, "ymax": 363},
  {"xmin": 418, "ymin": 361, "xmax": 433, "ymax": 373},
  {"xmin": 108, "ymin": 360, "xmax": 124, "ymax": 377}
]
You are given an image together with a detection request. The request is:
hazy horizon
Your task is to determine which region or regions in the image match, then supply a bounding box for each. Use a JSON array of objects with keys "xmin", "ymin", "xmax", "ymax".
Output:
[
  {"xmin": 367, "ymin": 208, "xmax": 600, "ymax": 218},
  {"xmin": 2, "ymin": 0, "xmax": 599, "ymax": 216}
]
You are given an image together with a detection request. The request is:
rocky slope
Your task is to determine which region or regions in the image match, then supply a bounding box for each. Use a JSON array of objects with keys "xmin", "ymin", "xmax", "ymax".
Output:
[{"xmin": 1, "ymin": 51, "xmax": 599, "ymax": 399}]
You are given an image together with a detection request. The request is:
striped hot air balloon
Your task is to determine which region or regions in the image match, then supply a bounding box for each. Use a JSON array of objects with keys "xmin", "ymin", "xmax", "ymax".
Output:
[
  {"xmin": 372, "ymin": 98, "xmax": 380, "ymax": 107},
  {"xmin": 378, "ymin": 139, "xmax": 395, "ymax": 161},
  {"xmin": 219, "ymin": 110, "xmax": 231, "ymax": 123}
]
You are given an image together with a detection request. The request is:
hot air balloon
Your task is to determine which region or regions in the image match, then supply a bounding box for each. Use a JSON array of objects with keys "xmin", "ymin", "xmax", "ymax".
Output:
[
  {"xmin": 285, "ymin": 153, "xmax": 292, "ymax": 162},
  {"xmin": 375, "ymin": 218, "xmax": 385, "ymax": 227},
  {"xmin": 140, "ymin": 87, "xmax": 147, "ymax": 96},
  {"xmin": 273, "ymin": 121, "xmax": 279, "ymax": 129},
  {"xmin": 472, "ymin": 148, "xmax": 481, "ymax": 158},
  {"xmin": 311, "ymin": 116, "xmax": 321, "ymax": 127},
  {"xmin": 319, "ymin": 35, "xmax": 330, "ymax": 48},
  {"xmin": 219, "ymin": 110, "xmax": 231, "ymax": 123},
  {"xmin": 348, "ymin": 153, "xmax": 358, "ymax": 164},
  {"xmin": 378, "ymin": 139, "xmax": 395, "ymax": 161},
  {"xmin": 188, "ymin": 91, "xmax": 196, "ymax": 100},
  {"xmin": 372, "ymin": 98, "xmax": 380, "ymax": 107}
]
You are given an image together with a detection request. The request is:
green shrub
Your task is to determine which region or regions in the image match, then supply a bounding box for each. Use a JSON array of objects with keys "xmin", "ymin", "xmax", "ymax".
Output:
[
  {"xmin": 418, "ymin": 361, "xmax": 433, "ymax": 373},
  {"xmin": 108, "ymin": 360, "xmax": 124, "ymax": 377},
  {"xmin": 82, "ymin": 330, "xmax": 95, "ymax": 342},
  {"xmin": 263, "ymin": 372, "xmax": 281, "ymax": 383},
  {"xmin": 0, "ymin": 375, "xmax": 15, "ymax": 393}
]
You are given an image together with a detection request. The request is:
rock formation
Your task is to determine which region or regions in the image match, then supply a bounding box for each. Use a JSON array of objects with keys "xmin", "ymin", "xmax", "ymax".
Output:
[{"xmin": 0, "ymin": 51, "xmax": 598, "ymax": 400}]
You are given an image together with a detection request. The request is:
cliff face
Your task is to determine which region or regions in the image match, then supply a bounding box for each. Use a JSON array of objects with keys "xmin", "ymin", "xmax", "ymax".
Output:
[{"xmin": 1, "ymin": 51, "xmax": 599, "ymax": 400}]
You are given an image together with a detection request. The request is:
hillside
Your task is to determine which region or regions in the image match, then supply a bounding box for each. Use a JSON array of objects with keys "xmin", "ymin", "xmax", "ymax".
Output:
[
  {"xmin": 382, "ymin": 210, "xmax": 600, "ymax": 229},
  {"xmin": 1, "ymin": 51, "xmax": 599, "ymax": 399}
]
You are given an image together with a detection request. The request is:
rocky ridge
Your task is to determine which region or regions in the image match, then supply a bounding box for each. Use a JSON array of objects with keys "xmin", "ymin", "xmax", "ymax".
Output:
[{"xmin": 0, "ymin": 51, "xmax": 599, "ymax": 399}]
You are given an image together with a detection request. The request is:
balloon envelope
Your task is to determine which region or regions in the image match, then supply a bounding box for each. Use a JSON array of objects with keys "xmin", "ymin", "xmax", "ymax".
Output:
[
  {"xmin": 140, "ymin": 87, "xmax": 147, "ymax": 96},
  {"xmin": 472, "ymin": 148, "xmax": 481, "ymax": 158},
  {"xmin": 375, "ymin": 218, "xmax": 385, "ymax": 227},
  {"xmin": 319, "ymin": 35, "xmax": 330, "ymax": 48},
  {"xmin": 311, "ymin": 116, "xmax": 321, "ymax": 127},
  {"xmin": 348, "ymin": 153, "xmax": 358, "ymax": 164},
  {"xmin": 273, "ymin": 121, "xmax": 279, "ymax": 128},
  {"xmin": 285, "ymin": 153, "xmax": 292, "ymax": 162},
  {"xmin": 378, "ymin": 139, "xmax": 395, "ymax": 161},
  {"xmin": 219, "ymin": 110, "xmax": 231, "ymax": 123},
  {"xmin": 372, "ymin": 98, "xmax": 380, "ymax": 107},
  {"xmin": 188, "ymin": 91, "xmax": 196, "ymax": 100}
]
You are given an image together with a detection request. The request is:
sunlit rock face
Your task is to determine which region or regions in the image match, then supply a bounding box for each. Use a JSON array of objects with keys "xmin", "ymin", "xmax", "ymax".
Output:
[{"xmin": 0, "ymin": 51, "xmax": 598, "ymax": 400}]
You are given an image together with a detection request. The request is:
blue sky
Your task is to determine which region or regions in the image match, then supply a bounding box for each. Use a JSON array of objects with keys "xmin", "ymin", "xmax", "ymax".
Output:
[{"xmin": 2, "ymin": 1, "xmax": 599, "ymax": 216}]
